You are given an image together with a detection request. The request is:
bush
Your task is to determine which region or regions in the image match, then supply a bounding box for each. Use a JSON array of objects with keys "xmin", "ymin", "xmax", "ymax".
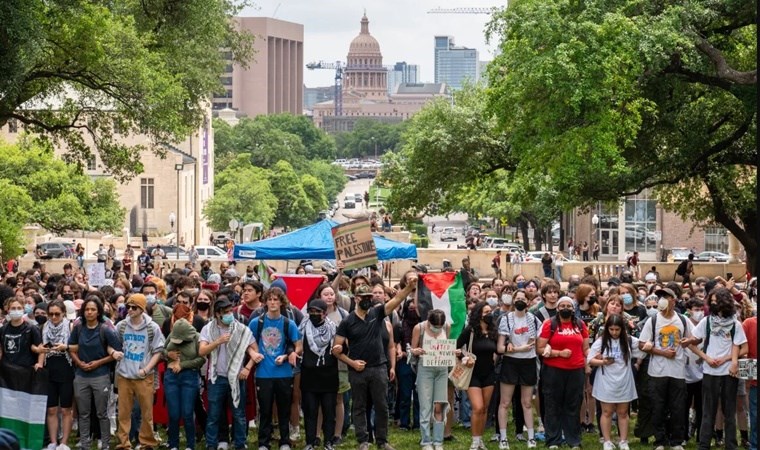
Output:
[{"xmin": 411, "ymin": 235, "xmax": 429, "ymax": 248}]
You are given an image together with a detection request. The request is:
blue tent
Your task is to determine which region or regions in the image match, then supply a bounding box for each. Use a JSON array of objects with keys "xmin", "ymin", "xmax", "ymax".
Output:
[{"xmin": 233, "ymin": 219, "xmax": 418, "ymax": 261}]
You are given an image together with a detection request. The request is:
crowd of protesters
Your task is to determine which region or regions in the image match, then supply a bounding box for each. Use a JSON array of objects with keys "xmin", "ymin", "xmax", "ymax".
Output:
[{"xmin": 0, "ymin": 249, "xmax": 756, "ymax": 450}]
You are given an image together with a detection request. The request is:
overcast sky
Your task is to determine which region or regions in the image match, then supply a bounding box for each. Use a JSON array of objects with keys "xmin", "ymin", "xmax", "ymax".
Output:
[{"xmin": 240, "ymin": 1, "xmax": 501, "ymax": 87}]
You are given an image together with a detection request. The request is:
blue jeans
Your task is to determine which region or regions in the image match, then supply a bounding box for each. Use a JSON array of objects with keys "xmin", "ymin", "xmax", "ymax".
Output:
[
  {"xmin": 165, "ymin": 369, "xmax": 200, "ymax": 449},
  {"xmin": 749, "ymin": 385, "xmax": 757, "ymax": 450},
  {"xmin": 206, "ymin": 376, "xmax": 247, "ymax": 449},
  {"xmin": 396, "ymin": 360, "xmax": 420, "ymax": 429},
  {"xmin": 416, "ymin": 365, "xmax": 449, "ymax": 445}
]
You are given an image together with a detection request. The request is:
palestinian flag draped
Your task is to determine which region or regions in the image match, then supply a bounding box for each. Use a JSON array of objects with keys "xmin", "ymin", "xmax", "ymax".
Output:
[
  {"xmin": 273, "ymin": 274, "xmax": 325, "ymax": 310},
  {"xmin": 417, "ymin": 272, "xmax": 467, "ymax": 339},
  {"xmin": 0, "ymin": 362, "xmax": 48, "ymax": 450}
]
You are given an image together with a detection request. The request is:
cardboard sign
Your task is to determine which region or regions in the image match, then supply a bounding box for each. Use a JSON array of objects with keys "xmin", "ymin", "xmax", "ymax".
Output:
[
  {"xmin": 87, "ymin": 263, "xmax": 107, "ymax": 286},
  {"xmin": 331, "ymin": 219, "xmax": 378, "ymax": 270},
  {"xmin": 422, "ymin": 338, "xmax": 457, "ymax": 367},
  {"xmin": 738, "ymin": 358, "xmax": 757, "ymax": 380}
]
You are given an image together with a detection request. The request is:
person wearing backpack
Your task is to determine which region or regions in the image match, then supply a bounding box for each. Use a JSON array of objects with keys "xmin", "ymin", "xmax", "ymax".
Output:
[
  {"xmin": 248, "ymin": 287, "xmax": 302, "ymax": 450},
  {"xmin": 110, "ymin": 293, "xmax": 165, "ymax": 450},
  {"xmin": 637, "ymin": 287, "xmax": 693, "ymax": 450},
  {"xmin": 681, "ymin": 287, "xmax": 747, "ymax": 450},
  {"xmin": 675, "ymin": 254, "xmax": 695, "ymax": 283},
  {"xmin": 68, "ymin": 296, "xmax": 122, "ymax": 450}
]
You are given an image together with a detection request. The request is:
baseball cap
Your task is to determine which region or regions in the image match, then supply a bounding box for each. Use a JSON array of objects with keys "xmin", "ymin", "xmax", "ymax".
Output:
[
  {"xmin": 308, "ymin": 299, "xmax": 328, "ymax": 312},
  {"xmin": 355, "ymin": 284, "xmax": 373, "ymax": 297},
  {"xmin": 214, "ymin": 296, "xmax": 232, "ymax": 312},
  {"xmin": 655, "ymin": 288, "xmax": 676, "ymax": 299},
  {"xmin": 63, "ymin": 300, "xmax": 77, "ymax": 320}
]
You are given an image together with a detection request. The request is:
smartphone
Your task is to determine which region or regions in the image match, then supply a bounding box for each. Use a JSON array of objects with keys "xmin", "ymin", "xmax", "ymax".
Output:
[{"xmin": 726, "ymin": 272, "xmax": 733, "ymax": 280}]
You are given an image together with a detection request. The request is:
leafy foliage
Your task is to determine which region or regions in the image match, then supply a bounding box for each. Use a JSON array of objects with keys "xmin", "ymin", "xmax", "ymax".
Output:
[
  {"xmin": 0, "ymin": 0, "xmax": 253, "ymax": 180},
  {"xmin": 334, "ymin": 119, "xmax": 407, "ymax": 159},
  {"xmin": 269, "ymin": 161, "xmax": 316, "ymax": 229}
]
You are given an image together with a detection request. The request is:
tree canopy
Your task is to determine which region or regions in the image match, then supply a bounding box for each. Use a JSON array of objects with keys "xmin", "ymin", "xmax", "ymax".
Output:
[
  {"xmin": 334, "ymin": 119, "xmax": 407, "ymax": 159},
  {"xmin": 0, "ymin": 0, "xmax": 253, "ymax": 180}
]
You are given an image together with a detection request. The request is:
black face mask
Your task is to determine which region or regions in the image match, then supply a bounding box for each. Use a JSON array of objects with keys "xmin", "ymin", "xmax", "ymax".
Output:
[
  {"xmin": 196, "ymin": 302, "xmax": 210, "ymax": 311},
  {"xmin": 559, "ymin": 309, "xmax": 573, "ymax": 319},
  {"xmin": 359, "ymin": 298, "xmax": 372, "ymax": 310},
  {"xmin": 309, "ymin": 314, "xmax": 324, "ymax": 327},
  {"xmin": 588, "ymin": 296, "xmax": 597, "ymax": 305},
  {"xmin": 35, "ymin": 316, "xmax": 47, "ymax": 326},
  {"xmin": 63, "ymin": 293, "xmax": 74, "ymax": 301},
  {"xmin": 514, "ymin": 301, "xmax": 527, "ymax": 311}
]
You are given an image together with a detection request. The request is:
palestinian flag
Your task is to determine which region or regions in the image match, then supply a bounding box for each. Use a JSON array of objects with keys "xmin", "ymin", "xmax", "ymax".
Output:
[
  {"xmin": 257, "ymin": 261, "xmax": 273, "ymax": 288},
  {"xmin": 273, "ymin": 274, "xmax": 325, "ymax": 310},
  {"xmin": 0, "ymin": 362, "xmax": 48, "ymax": 450},
  {"xmin": 417, "ymin": 272, "xmax": 467, "ymax": 339}
]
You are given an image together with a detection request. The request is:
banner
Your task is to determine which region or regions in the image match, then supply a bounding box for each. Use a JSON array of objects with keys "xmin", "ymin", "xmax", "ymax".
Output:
[
  {"xmin": 272, "ymin": 274, "xmax": 325, "ymax": 310},
  {"xmin": 417, "ymin": 272, "xmax": 467, "ymax": 339},
  {"xmin": 331, "ymin": 219, "xmax": 378, "ymax": 270},
  {"xmin": 0, "ymin": 362, "xmax": 48, "ymax": 450}
]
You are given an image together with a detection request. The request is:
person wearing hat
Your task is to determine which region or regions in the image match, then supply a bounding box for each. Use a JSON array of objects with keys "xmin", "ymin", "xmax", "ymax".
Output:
[
  {"xmin": 163, "ymin": 318, "xmax": 205, "ymax": 450},
  {"xmin": 637, "ymin": 287, "xmax": 693, "ymax": 450},
  {"xmin": 199, "ymin": 296, "xmax": 256, "ymax": 450},
  {"xmin": 537, "ymin": 296, "xmax": 590, "ymax": 449},
  {"xmin": 109, "ymin": 294, "xmax": 165, "ymax": 450},
  {"xmin": 332, "ymin": 277, "xmax": 418, "ymax": 450},
  {"xmin": 299, "ymin": 298, "xmax": 339, "ymax": 450}
]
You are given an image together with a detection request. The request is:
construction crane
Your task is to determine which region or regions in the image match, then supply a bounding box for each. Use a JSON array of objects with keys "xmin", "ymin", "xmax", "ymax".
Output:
[
  {"xmin": 306, "ymin": 61, "xmax": 344, "ymax": 116},
  {"xmin": 427, "ymin": 6, "xmax": 502, "ymax": 14}
]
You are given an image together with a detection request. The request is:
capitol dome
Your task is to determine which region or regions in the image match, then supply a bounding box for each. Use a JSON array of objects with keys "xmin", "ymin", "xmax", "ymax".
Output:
[
  {"xmin": 348, "ymin": 14, "xmax": 381, "ymax": 56},
  {"xmin": 344, "ymin": 13, "xmax": 387, "ymax": 99}
]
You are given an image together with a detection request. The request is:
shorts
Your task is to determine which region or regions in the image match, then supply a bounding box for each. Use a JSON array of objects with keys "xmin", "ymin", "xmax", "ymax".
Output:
[
  {"xmin": 499, "ymin": 356, "xmax": 538, "ymax": 387},
  {"xmin": 338, "ymin": 370, "xmax": 351, "ymax": 394},
  {"xmin": 47, "ymin": 380, "xmax": 74, "ymax": 408},
  {"xmin": 468, "ymin": 370, "xmax": 497, "ymax": 389}
]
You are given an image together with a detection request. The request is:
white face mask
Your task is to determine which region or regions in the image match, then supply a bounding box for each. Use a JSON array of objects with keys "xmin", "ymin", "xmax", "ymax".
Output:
[
  {"xmin": 657, "ymin": 298, "xmax": 669, "ymax": 311},
  {"xmin": 691, "ymin": 311, "xmax": 704, "ymax": 322},
  {"xmin": 486, "ymin": 297, "xmax": 498, "ymax": 307},
  {"xmin": 501, "ymin": 294, "xmax": 513, "ymax": 305},
  {"xmin": 646, "ymin": 307, "xmax": 658, "ymax": 318},
  {"xmin": 114, "ymin": 288, "xmax": 124, "ymax": 296}
]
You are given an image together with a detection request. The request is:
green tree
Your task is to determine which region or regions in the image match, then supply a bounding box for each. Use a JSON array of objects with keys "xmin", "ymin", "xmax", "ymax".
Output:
[
  {"xmin": 1, "ymin": 0, "xmax": 253, "ymax": 180},
  {"xmin": 0, "ymin": 138, "xmax": 125, "ymax": 234},
  {"xmin": 485, "ymin": 0, "xmax": 757, "ymax": 271},
  {"xmin": 254, "ymin": 114, "xmax": 337, "ymax": 160},
  {"xmin": 305, "ymin": 161, "xmax": 348, "ymax": 202},
  {"xmin": 0, "ymin": 180, "xmax": 33, "ymax": 260},
  {"xmin": 335, "ymin": 119, "xmax": 407, "ymax": 158},
  {"xmin": 203, "ymin": 154, "xmax": 278, "ymax": 231},
  {"xmin": 301, "ymin": 174, "xmax": 328, "ymax": 215},
  {"xmin": 269, "ymin": 160, "xmax": 314, "ymax": 228}
]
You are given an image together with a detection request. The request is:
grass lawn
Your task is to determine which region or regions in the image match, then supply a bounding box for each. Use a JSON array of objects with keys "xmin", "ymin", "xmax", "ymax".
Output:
[{"xmin": 368, "ymin": 184, "xmax": 390, "ymax": 208}]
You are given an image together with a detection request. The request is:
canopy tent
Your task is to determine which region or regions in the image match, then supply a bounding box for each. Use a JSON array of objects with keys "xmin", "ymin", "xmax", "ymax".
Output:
[{"xmin": 233, "ymin": 219, "xmax": 417, "ymax": 261}]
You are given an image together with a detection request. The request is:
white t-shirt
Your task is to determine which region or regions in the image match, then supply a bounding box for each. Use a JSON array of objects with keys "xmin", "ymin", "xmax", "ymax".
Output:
[
  {"xmin": 684, "ymin": 319, "xmax": 704, "ymax": 383},
  {"xmin": 587, "ymin": 336, "xmax": 645, "ymax": 403},
  {"xmin": 691, "ymin": 316, "xmax": 747, "ymax": 376},
  {"xmin": 199, "ymin": 321, "xmax": 254, "ymax": 376},
  {"xmin": 498, "ymin": 312, "xmax": 539, "ymax": 359},
  {"xmin": 639, "ymin": 312, "xmax": 693, "ymax": 379}
]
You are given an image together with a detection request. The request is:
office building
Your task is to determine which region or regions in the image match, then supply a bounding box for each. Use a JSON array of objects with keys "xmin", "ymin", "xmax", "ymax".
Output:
[
  {"xmin": 387, "ymin": 62, "xmax": 420, "ymax": 95},
  {"xmin": 434, "ymin": 36, "xmax": 479, "ymax": 90}
]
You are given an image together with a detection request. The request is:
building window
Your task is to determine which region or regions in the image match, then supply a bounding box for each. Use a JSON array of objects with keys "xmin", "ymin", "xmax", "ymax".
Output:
[
  {"xmin": 624, "ymin": 194, "xmax": 656, "ymax": 253},
  {"xmin": 140, "ymin": 178, "xmax": 155, "ymax": 209},
  {"xmin": 704, "ymin": 226, "xmax": 728, "ymax": 253},
  {"xmin": 87, "ymin": 155, "xmax": 97, "ymax": 171},
  {"xmin": 221, "ymin": 76, "xmax": 233, "ymax": 86},
  {"xmin": 8, "ymin": 119, "xmax": 18, "ymax": 133}
]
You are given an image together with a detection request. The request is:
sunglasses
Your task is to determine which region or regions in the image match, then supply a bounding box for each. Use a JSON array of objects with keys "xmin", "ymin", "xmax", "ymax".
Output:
[
  {"xmin": 49, "ymin": 312, "xmax": 62, "ymax": 317},
  {"xmin": 646, "ymin": 305, "xmax": 657, "ymax": 309},
  {"xmin": 127, "ymin": 305, "xmax": 141, "ymax": 311}
]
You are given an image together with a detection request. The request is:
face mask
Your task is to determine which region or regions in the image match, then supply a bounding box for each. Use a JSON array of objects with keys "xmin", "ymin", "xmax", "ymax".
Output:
[
  {"xmin": 221, "ymin": 313, "xmax": 234, "ymax": 325},
  {"xmin": 146, "ymin": 294, "xmax": 156, "ymax": 305},
  {"xmin": 647, "ymin": 307, "xmax": 658, "ymax": 318},
  {"xmin": 486, "ymin": 297, "xmax": 498, "ymax": 307},
  {"xmin": 514, "ymin": 300, "xmax": 527, "ymax": 311},
  {"xmin": 621, "ymin": 293, "xmax": 633, "ymax": 306},
  {"xmin": 481, "ymin": 315, "xmax": 490, "ymax": 323},
  {"xmin": 559, "ymin": 308, "xmax": 573, "ymax": 319},
  {"xmin": 196, "ymin": 302, "xmax": 210, "ymax": 311},
  {"xmin": 502, "ymin": 294, "xmax": 513, "ymax": 305},
  {"xmin": 429, "ymin": 325, "xmax": 443, "ymax": 334},
  {"xmin": 117, "ymin": 303, "xmax": 126, "ymax": 312},
  {"xmin": 516, "ymin": 281, "xmax": 525, "ymax": 289},
  {"xmin": 8, "ymin": 310, "xmax": 24, "ymax": 320},
  {"xmin": 24, "ymin": 305, "xmax": 33, "ymax": 314},
  {"xmin": 359, "ymin": 298, "xmax": 372, "ymax": 310},
  {"xmin": 657, "ymin": 298, "xmax": 669, "ymax": 311},
  {"xmin": 691, "ymin": 311, "xmax": 704, "ymax": 322},
  {"xmin": 309, "ymin": 314, "xmax": 324, "ymax": 327},
  {"xmin": 35, "ymin": 316, "xmax": 47, "ymax": 326},
  {"xmin": 63, "ymin": 293, "xmax": 74, "ymax": 301},
  {"xmin": 638, "ymin": 294, "xmax": 646, "ymax": 302},
  {"xmin": 114, "ymin": 288, "xmax": 124, "ymax": 296},
  {"xmin": 587, "ymin": 296, "xmax": 597, "ymax": 305}
]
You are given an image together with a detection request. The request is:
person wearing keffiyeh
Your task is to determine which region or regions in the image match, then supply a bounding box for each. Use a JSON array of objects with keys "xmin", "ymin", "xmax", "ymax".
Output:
[
  {"xmin": 299, "ymin": 299, "xmax": 340, "ymax": 450},
  {"xmin": 42, "ymin": 300, "xmax": 75, "ymax": 450},
  {"xmin": 199, "ymin": 296, "xmax": 257, "ymax": 450}
]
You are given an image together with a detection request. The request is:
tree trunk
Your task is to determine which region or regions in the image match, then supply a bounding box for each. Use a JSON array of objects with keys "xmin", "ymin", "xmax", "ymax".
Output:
[{"xmin": 519, "ymin": 219, "xmax": 531, "ymax": 251}]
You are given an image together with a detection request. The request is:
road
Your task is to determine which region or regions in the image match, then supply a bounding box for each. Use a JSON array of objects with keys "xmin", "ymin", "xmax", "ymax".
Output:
[{"xmin": 332, "ymin": 178, "xmax": 374, "ymax": 224}]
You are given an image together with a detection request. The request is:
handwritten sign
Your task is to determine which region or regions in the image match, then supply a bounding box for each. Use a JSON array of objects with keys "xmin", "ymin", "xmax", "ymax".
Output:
[
  {"xmin": 331, "ymin": 219, "xmax": 378, "ymax": 270},
  {"xmin": 87, "ymin": 263, "xmax": 107, "ymax": 287},
  {"xmin": 422, "ymin": 338, "xmax": 457, "ymax": 367}
]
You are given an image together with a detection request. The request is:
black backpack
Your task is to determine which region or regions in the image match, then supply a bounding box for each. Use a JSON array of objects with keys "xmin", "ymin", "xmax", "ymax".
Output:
[{"xmin": 675, "ymin": 260, "xmax": 689, "ymax": 276}]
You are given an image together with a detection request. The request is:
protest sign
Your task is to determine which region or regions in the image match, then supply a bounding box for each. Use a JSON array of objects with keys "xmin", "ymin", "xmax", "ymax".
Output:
[
  {"xmin": 331, "ymin": 219, "xmax": 377, "ymax": 269},
  {"xmin": 87, "ymin": 263, "xmax": 107, "ymax": 286},
  {"xmin": 422, "ymin": 338, "xmax": 457, "ymax": 367}
]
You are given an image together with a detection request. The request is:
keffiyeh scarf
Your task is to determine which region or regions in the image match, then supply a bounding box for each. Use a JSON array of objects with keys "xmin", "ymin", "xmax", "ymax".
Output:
[
  {"xmin": 43, "ymin": 319, "xmax": 72, "ymax": 365},
  {"xmin": 299, "ymin": 318, "xmax": 336, "ymax": 367},
  {"xmin": 208, "ymin": 320, "xmax": 252, "ymax": 407}
]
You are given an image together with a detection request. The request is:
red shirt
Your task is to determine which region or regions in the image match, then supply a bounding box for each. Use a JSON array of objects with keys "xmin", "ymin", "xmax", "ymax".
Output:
[
  {"xmin": 540, "ymin": 319, "xmax": 589, "ymax": 370},
  {"xmin": 742, "ymin": 316, "xmax": 757, "ymax": 387}
]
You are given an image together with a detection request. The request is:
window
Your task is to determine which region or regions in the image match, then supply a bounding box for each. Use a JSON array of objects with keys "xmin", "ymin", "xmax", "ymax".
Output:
[
  {"xmin": 8, "ymin": 119, "xmax": 18, "ymax": 133},
  {"xmin": 624, "ymin": 193, "xmax": 656, "ymax": 253},
  {"xmin": 87, "ymin": 155, "xmax": 97, "ymax": 171},
  {"xmin": 220, "ymin": 76, "xmax": 233, "ymax": 86},
  {"xmin": 140, "ymin": 178, "xmax": 155, "ymax": 209},
  {"xmin": 704, "ymin": 226, "xmax": 728, "ymax": 253}
]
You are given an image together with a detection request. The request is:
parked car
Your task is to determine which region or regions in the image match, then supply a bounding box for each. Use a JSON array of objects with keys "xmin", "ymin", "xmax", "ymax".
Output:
[
  {"xmin": 146, "ymin": 245, "xmax": 188, "ymax": 259},
  {"xmin": 696, "ymin": 251, "xmax": 729, "ymax": 262},
  {"xmin": 671, "ymin": 247, "xmax": 692, "ymax": 261},
  {"xmin": 356, "ymin": 171, "xmax": 375, "ymax": 179},
  {"xmin": 37, "ymin": 242, "xmax": 73, "ymax": 259},
  {"xmin": 525, "ymin": 251, "xmax": 568, "ymax": 262},
  {"xmin": 343, "ymin": 195, "xmax": 355, "ymax": 209},
  {"xmin": 211, "ymin": 232, "xmax": 232, "ymax": 248},
  {"xmin": 194, "ymin": 245, "xmax": 229, "ymax": 260},
  {"xmin": 354, "ymin": 193, "xmax": 363, "ymax": 202},
  {"xmin": 440, "ymin": 227, "xmax": 458, "ymax": 242}
]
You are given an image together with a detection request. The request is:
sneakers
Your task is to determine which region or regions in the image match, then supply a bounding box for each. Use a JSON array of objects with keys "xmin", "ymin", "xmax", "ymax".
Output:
[
  {"xmin": 469, "ymin": 442, "xmax": 480, "ymax": 450},
  {"xmin": 515, "ymin": 433, "xmax": 525, "ymax": 442},
  {"xmin": 534, "ymin": 432, "xmax": 545, "ymax": 442},
  {"xmin": 618, "ymin": 441, "xmax": 629, "ymax": 450},
  {"xmin": 257, "ymin": 447, "xmax": 267, "ymax": 450},
  {"xmin": 654, "ymin": 446, "xmax": 665, "ymax": 450},
  {"xmin": 434, "ymin": 445, "xmax": 444, "ymax": 450},
  {"xmin": 358, "ymin": 443, "xmax": 370, "ymax": 450},
  {"xmin": 548, "ymin": 446, "xmax": 559, "ymax": 450},
  {"xmin": 278, "ymin": 445, "xmax": 291, "ymax": 450},
  {"xmin": 603, "ymin": 441, "xmax": 616, "ymax": 450},
  {"xmin": 670, "ymin": 446, "xmax": 684, "ymax": 450},
  {"xmin": 379, "ymin": 444, "xmax": 396, "ymax": 450},
  {"xmin": 421, "ymin": 445, "xmax": 434, "ymax": 450},
  {"xmin": 498, "ymin": 439, "xmax": 510, "ymax": 449},
  {"xmin": 218, "ymin": 443, "xmax": 229, "ymax": 450},
  {"xmin": 490, "ymin": 434, "xmax": 500, "ymax": 442},
  {"xmin": 289, "ymin": 424, "xmax": 300, "ymax": 442},
  {"xmin": 304, "ymin": 446, "xmax": 314, "ymax": 450},
  {"xmin": 527, "ymin": 439, "xmax": 537, "ymax": 448},
  {"xmin": 57, "ymin": 445, "xmax": 71, "ymax": 450},
  {"xmin": 47, "ymin": 444, "xmax": 57, "ymax": 450}
]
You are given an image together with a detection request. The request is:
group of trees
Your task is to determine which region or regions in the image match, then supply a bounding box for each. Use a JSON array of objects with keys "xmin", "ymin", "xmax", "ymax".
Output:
[
  {"xmin": 334, "ymin": 119, "xmax": 406, "ymax": 159},
  {"xmin": 204, "ymin": 114, "xmax": 346, "ymax": 231},
  {"xmin": 383, "ymin": 0, "xmax": 757, "ymax": 271}
]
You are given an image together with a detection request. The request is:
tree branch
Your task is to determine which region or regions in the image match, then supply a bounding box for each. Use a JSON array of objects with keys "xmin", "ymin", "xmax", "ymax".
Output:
[{"xmin": 695, "ymin": 38, "xmax": 757, "ymax": 85}]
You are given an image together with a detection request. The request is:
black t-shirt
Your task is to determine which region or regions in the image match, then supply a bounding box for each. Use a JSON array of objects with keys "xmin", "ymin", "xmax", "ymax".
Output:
[
  {"xmin": 625, "ymin": 304, "xmax": 647, "ymax": 322},
  {"xmin": 336, "ymin": 304, "xmax": 388, "ymax": 368},
  {"xmin": 301, "ymin": 336, "xmax": 338, "ymax": 393},
  {"xmin": 456, "ymin": 326, "xmax": 497, "ymax": 378},
  {"xmin": 0, "ymin": 321, "xmax": 42, "ymax": 367},
  {"xmin": 47, "ymin": 352, "xmax": 75, "ymax": 382},
  {"xmin": 578, "ymin": 307, "xmax": 596, "ymax": 325}
]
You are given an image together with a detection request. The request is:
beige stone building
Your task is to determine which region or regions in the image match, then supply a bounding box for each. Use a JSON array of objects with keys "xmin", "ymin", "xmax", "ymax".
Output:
[
  {"xmin": 311, "ymin": 14, "xmax": 450, "ymax": 133},
  {"xmin": 213, "ymin": 17, "xmax": 304, "ymax": 118},
  {"xmin": 1, "ymin": 110, "xmax": 215, "ymax": 246}
]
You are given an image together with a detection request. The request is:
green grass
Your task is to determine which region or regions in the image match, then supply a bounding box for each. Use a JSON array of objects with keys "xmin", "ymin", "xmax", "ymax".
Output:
[{"xmin": 368, "ymin": 184, "xmax": 390, "ymax": 208}]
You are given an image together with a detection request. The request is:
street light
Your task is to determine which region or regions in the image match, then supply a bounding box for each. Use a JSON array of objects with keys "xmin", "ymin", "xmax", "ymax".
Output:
[
  {"xmin": 591, "ymin": 214, "xmax": 599, "ymax": 259},
  {"xmin": 168, "ymin": 212, "xmax": 177, "ymax": 260},
  {"xmin": 174, "ymin": 163, "xmax": 183, "ymax": 260}
]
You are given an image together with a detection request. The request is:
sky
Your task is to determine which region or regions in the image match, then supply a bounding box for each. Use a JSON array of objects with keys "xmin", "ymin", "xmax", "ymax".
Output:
[{"xmin": 240, "ymin": 0, "xmax": 501, "ymax": 87}]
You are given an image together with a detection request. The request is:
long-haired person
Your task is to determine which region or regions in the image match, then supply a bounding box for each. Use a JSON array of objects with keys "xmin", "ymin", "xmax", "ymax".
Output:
[
  {"xmin": 42, "ymin": 300, "xmax": 75, "ymax": 450},
  {"xmin": 457, "ymin": 301, "xmax": 498, "ymax": 450}
]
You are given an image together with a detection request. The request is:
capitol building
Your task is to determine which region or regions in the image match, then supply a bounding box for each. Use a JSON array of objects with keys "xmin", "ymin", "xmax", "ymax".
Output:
[{"xmin": 311, "ymin": 14, "xmax": 449, "ymax": 133}]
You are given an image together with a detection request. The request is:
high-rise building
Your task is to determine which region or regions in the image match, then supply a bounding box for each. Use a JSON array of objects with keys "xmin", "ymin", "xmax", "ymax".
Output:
[
  {"xmin": 434, "ymin": 36, "xmax": 479, "ymax": 90},
  {"xmin": 213, "ymin": 17, "xmax": 303, "ymax": 118},
  {"xmin": 387, "ymin": 62, "xmax": 420, "ymax": 95}
]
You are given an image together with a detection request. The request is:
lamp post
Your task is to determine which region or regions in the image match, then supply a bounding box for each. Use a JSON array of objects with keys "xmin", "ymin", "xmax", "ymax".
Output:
[
  {"xmin": 591, "ymin": 214, "xmax": 599, "ymax": 259},
  {"xmin": 174, "ymin": 163, "xmax": 183, "ymax": 259},
  {"xmin": 169, "ymin": 212, "xmax": 177, "ymax": 260}
]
